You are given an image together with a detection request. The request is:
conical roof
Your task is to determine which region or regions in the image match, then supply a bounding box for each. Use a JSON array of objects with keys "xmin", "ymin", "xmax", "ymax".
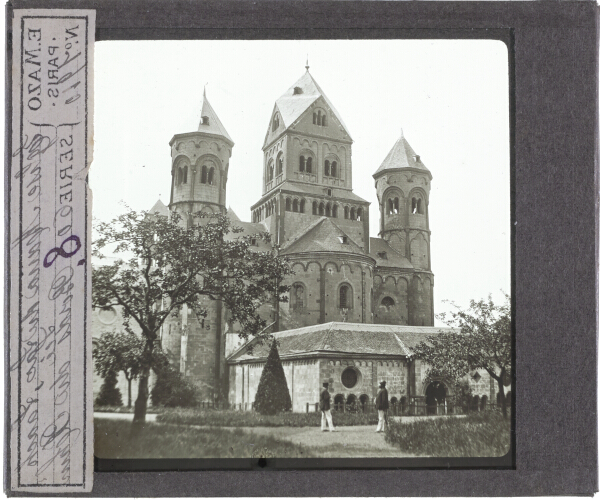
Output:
[
  {"xmin": 148, "ymin": 198, "xmax": 169, "ymax": 217},
  {"xmin": 273, "ymin": 70, "xmax": 351, "ymax": 139},
  {"xmin": 374, "ymin": 131, "xmax": 430, "ymax": 177},
  {"xmin": 197, "ymin": 89, "xmax": 233, "ymax": 145},
  {"xmin": 227, "ymin": 206, "xmax": 241, "ymax": 221}
]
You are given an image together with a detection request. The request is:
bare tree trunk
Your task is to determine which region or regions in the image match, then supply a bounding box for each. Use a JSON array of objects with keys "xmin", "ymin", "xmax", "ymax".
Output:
[
  {"xmin": 498, "ymin": 381, "xmax": 507, "ymax": 418},
  {"xmin": 127, "ymin": 377, "xmax": 132, "ymax": 408},
  {"xmin": 132, "ymin": 367, "xmax": 150, "ymax": 433}
]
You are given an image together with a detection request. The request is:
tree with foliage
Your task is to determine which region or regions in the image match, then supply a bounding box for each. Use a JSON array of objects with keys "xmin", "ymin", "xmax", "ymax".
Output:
[
  {"xmin": 412, "ymin": 293, "xmax": 511, "ymax": 418},
  {"xmin": 93, "ymin": 330, "xmax": 145, "ymax": 407},
  {"xmin": 254, "ymin": 341, "xmax": 292, "ymax": 415},
  {"xmin": 151, "ymin": 363, "xmax": 201, "ymax": 408},
  {"xmin": 95, "ymin": 370, "xmax": 123, "ymax": 407},
  {"xmin": 92, "ymin": 208, "xmax": 291, "ymax": 428}
]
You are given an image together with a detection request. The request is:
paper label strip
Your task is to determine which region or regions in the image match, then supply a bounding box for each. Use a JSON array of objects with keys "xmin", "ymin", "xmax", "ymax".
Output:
[{"xmin": 9, "ymin": 9, "xmax": 95, "ymax": 493}]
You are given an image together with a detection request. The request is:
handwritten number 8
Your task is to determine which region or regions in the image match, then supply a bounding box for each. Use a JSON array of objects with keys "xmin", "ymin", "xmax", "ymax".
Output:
[{"xmin": 43, "ymin": 235, "xmax": 81, "ymax": 268}]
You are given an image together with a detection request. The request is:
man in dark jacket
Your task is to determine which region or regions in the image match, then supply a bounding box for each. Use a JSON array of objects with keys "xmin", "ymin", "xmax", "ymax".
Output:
[
  {"xmin": 375, "ymin": 381, "xmax": 389, "ymax": 432},
  {"xmin": 320, "ymin": 382, "xmax": 336, "ymax": 432}
]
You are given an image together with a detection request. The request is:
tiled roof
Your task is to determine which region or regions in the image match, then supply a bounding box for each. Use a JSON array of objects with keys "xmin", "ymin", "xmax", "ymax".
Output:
[
  {"xmin": 148, "ymin": 198, "xmax": 169, "ymax": 217},
  {"xmin": 225, "ymin": 220, "xmax": 272, "ymax": 251},
  {"xmin": 374, "ymin": 130, "xmax": 429, "ymax": 176},
  {"xmin": 197, "ymin": 89, "xmax": 233, "ymax": 144},
  {"xmin": 280, "ymin": 217, "xmax": 364, "ymax": 256},
  {"xmin": 273, "ymin": 71, "xmax": 351, "ymax": 139},
  {"xmin": 369, "ymin": 238, "xmax": 414, "ymax": 269},
  {"xmin": 228, "ymin": 322, "xmax": 460, "ymax": 362}
]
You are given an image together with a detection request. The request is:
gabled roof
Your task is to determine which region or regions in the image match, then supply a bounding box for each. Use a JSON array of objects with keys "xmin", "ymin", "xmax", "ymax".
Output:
[
  {"xmin": 148, "ymin": 198, "xmax": 169, "ymax": 217},
  {"xmin": 197, "ymin": 89, "xmax": 233, "ymax": 144},
  {"xmin": 280, "ymin": 217, "xmax": 364, "ymax": 256},
  {"xmin": 228, "ymin": 322, "xmax": 460, "ymax": 362},
  {"xmin": 369, "ymin": 238, "xmax": 414, "ymax": 269},
  {"xmin": 374, "ymin": 130, "xmax": 430, "ymax": 177},
  {"xmin": 268, "ymin": 70, "xmax": 351, "ymax": 143}
]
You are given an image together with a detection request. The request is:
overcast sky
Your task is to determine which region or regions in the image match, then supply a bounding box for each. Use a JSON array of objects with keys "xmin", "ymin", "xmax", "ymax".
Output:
[{"xmin": 92, "ymin": 40, "xmax": 510, "ymax": 325}]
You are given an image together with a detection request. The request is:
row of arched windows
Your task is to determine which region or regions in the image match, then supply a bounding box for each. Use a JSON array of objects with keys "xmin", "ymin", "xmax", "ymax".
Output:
[
  {"xmin": 175, "ymin": 165, "xmax": 216, "ymax": 186},
  {"xmin": 266, "ymin": 154, "xmax": 284, "ymax": 183},
  {"xmin": 298, "ymin": 155, "xmax": 341, "ymax": 178},
  {"xmin": 299, "ymin": 156, "xmax": 313, "ymax": 173},
  {"xmin": 285, "ymin": 197, "xmax": 306, "ymax": 213},
  {"xmin": 253, "ymin": 197, "xmax": 365, "ymax": 222},
  {"xmin": 289, "ymin": 281, "xmax": 353, "ymax": 310},
  {"xmin": 385, "ymin": 196, "xmax": 425, "ymax": 215},
  {"xmin": 313, "ymin": 110, "xmax": 327, "ymax": 126}
]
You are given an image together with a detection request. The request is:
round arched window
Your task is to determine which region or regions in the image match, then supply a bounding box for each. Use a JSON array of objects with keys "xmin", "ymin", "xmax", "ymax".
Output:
[
  {"xmin": 341, "ymin": 367, "xmax": 358, "ymax": 389},
  {"xmin": 97, "ymin": 306, "xmax": 117, "ymax": 325}
]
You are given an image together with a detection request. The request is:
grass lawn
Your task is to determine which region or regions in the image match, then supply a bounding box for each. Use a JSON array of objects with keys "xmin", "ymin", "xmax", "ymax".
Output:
[
  {"xmin": 385, "ymin": 411, "xmax": 511, "ymax": 457},
  {"xmin": 95, "ymin": 418, "xmax": 313, "ymax": 459},
  {"xmin": 156, "ymin": 408, "xmax": 379, "ymax": 427}
]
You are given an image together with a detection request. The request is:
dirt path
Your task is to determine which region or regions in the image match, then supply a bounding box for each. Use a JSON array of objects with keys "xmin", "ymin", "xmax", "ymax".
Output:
[
  {"xmin": 236, "ymin": 425, "xmax": 413, "ymax": 458},
  {"xmin": 95, "ymin": 412, "xmax": 158, "ymax": 422}
]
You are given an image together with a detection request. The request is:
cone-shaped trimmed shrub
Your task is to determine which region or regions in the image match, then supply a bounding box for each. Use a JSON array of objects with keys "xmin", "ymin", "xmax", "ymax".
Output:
[
  {"xmin": 95, "ymin": 370, "xmax": 123, "ymax": 407},
  {"xmin": 254, "ymin": 341, "xmax": 292, "ymax": 415}
]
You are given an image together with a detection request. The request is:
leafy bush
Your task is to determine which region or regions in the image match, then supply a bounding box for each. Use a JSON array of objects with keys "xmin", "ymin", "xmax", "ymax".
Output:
[
  {"xmin": 157, "ymin": 408, "xmax": 379, "ymax": 427},
  {"xmin": 95, "ymin": 371, "xmax": 123, "ymax": 407},
  {"xmin": 385, "ymin": 410, "xmax": 510, "ymax": 457},
  {"xmin": 253, "ymin": 342, "xmax": 292, "ymax": 415},
  {"xmin": 95, "ymin": 418, "xmax": 313, "ymax": 459},
  {"xmin": 150, "ymin": 365, "xmax": 201, "ymax": 408}
]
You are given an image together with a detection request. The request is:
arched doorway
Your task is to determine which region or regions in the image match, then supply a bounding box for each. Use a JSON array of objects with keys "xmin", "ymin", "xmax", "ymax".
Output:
[
  {"xmin": 333, "ymin": 394, "xmax": 344, "ymax": 412},
  {"xmin": 346, "ymin": 394, "xmax": 357, "ymax": 412},
  {"xmin": 480, "ymin": 395, "xmax": 488, "ymax": 411},
  {"xmin": 472, "ymin": 395, "xmax": 480, "ymax": 412},
  {"xmin": 359, "ymin": 394, "xmax": 369, "ymax": 412},
  {"xmin": 425, "ymin": 381, "xmax": 447, "ymax": 415},
  {"xmin": 400, "ymin": 396, "xmax": 407, "ymax": 414}
]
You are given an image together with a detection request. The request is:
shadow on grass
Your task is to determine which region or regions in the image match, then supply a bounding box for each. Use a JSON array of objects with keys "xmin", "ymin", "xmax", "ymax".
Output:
[{"xmin": 95, "ymin": 418, "xmax": 314, "ymax": 459}]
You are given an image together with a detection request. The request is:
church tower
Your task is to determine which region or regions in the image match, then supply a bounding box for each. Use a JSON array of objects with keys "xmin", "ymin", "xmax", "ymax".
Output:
[
  {"xmin": 163, "ymin": 90, "xmax": 233, "ymax": 402},
  {"xmin": 373, "ymin": 131, "xmax": 434, "ymax": 325},
  {"xmin": 251, "ymin": 65, "xmax": 370, "ymax": 253},
  {"xmin": 169, "ymin": 89, "xmax": 233, "ymax": 220}
]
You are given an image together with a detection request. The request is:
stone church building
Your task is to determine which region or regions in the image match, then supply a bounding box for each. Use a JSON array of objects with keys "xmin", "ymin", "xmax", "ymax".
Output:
[{"xmin": 93, "ymin": 67, "xmax": 501, "ymax": 412}]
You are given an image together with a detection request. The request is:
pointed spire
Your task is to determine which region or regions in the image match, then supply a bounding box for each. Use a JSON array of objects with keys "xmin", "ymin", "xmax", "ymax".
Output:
[
  {"xmin": 197, "ymin": 90, "xmax": 234, "ymax": 144},
  {"xmin": 305, "ymin": 56, "xmax": 310, "ymax": 72},
  {"xmin": 373, "ymin": 131, "xmax": 430, "ymax": 177}
]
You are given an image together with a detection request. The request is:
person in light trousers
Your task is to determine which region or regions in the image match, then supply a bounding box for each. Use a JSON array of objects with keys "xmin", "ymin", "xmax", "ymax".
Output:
[
  {"xmin": 375, "ymin": 380, "xmax": 389, "ymax": 432},
  {"xmin": 320, "ymin": 382, "xmax": 336, "ymax": 432}
]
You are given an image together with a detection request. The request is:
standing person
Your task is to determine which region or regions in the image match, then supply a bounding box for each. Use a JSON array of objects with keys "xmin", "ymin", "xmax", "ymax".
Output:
[
  {"xmin": 375, "ymin": 380, "xmax": 389, "ymax": 433},
  {"xmin": 320, "ymin": 382, "xmax": 336, "ymax": 432}
]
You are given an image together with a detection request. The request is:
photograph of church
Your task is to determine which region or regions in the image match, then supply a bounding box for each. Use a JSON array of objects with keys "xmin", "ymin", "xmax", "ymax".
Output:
[
  {"xmin": 91, "ymin": 40, "xmax": 510, "ymax": 459},
  {"xmin": 93, "ymin": 60, "xmax": 506, "ymax": 412}
]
